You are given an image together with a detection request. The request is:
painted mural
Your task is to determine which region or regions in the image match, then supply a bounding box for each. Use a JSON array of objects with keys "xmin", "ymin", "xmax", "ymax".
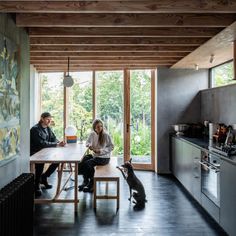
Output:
[{"xmin": 0, "ymin": 33, "xmax": 20, "ymax": 164}]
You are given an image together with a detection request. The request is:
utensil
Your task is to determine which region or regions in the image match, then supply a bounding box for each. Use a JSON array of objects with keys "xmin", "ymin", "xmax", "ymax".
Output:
[{"xmin": 172, "ymin": 124, "xmax": 189, "ymax": 135}]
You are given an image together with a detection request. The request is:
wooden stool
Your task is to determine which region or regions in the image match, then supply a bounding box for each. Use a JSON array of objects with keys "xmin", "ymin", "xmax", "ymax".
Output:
[{"xmin": 93, "ymin": 158, "xmax": 120, "ymax": 210}]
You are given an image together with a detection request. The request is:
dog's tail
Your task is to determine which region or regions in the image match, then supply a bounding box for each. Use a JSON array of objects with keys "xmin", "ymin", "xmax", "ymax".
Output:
[{"xmin": 116, "ymin": 166, "xmax": 127, "ymax": 180}]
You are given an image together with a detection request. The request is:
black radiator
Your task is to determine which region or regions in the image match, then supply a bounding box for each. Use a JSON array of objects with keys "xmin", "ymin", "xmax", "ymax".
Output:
[{"xmin": 0, "ymin": 173, "xmax": 34, "ymax": 236}]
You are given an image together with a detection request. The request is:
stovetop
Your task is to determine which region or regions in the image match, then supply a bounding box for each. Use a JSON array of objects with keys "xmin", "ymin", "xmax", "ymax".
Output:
[{"xmin": 209, "ymin": 145, "xmax": 236, "ymax": 157}]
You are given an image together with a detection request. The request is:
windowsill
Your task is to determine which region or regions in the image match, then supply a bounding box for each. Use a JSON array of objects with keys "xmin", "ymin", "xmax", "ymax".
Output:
[{"xmin": 201, "ymin": 82, "xmax": 236, "ymax": 92}]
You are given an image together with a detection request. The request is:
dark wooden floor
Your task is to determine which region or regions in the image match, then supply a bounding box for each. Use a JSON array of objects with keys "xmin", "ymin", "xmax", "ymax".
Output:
[{"xmin": 34, "ymin": 171, "xmax": 226, "ymax": 236}]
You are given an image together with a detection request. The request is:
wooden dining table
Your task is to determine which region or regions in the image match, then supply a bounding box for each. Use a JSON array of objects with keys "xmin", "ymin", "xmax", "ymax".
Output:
[{"xmin": 30, "ymin": 143, "xmax": 88, "ymax": 212}]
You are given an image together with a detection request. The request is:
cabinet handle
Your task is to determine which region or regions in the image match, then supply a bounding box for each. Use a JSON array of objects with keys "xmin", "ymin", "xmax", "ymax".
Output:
[
  {"xmin": 198, "ymin": 161, "xmax": 211, "ymax": 170},
  {"xmin": 199, "ymin": 161, "xmax": 220, "ymax": 173}
]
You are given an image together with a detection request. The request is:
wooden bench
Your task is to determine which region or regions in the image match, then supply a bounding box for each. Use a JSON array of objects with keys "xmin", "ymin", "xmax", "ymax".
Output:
[{"xmin": 93, "ymin": 157, "xmax": 120, "ymax": 210}]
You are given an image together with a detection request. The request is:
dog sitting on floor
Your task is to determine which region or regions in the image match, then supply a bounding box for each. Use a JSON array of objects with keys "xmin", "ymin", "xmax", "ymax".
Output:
[{"xmin": 117, "ymin": 159, "xmax": 147, "ymax": 210}]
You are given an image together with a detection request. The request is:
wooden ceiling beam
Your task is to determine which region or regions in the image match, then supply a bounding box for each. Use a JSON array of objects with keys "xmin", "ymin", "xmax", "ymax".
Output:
[
  {"xmin": 31, "ymin": 62, "xmax": 173, "ymax": 66},
  {"xmin": 29, "ymin": 37, "xmax": 208, "ymax": 46},
  {"xmin": 16, "ymin": 13, "xmax": 236, "ymax": 27},
  {"xmin": 30, "ymin": 56, "xmax": 180, "ymax": 61},
  {"xmin": 30, "ymin": 51, "xmax": 189, "ymax": 57},
  {"xmin": 34, "ymin": 65, "xmax": 170, "ymax": 71},
  {"xmin": 31, "ymin": 60, "xmax": 178, "ymax": 65},
  {"xmin": 35, "ymin": 66, "xmax": 161, "ymax": 73},
  {"xmin": 28, "ymin": 27, "xmax": 223, "ymax": 38},
  {"xmin": 2, "ymin": 1, "xmax": 236, "ymax": 13},
  {"xmin": 30, "ymin": 45, "xmax": 197, "ymax": 52}
]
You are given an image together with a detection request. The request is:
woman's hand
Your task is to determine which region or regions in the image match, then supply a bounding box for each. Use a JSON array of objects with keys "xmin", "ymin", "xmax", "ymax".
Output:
[{"xmin": 93, "ymin": 148, "xmax": 101, "ymax": 154}]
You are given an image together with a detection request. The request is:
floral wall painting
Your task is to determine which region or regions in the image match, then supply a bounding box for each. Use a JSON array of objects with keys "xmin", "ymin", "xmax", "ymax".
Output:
[
  {"xmin": 0, "ymin": 33, "xmax": 20, "ymax": 165},
  {"xmin": 0, "ymin": 127, "xmax": 20, "ymax": 161}
]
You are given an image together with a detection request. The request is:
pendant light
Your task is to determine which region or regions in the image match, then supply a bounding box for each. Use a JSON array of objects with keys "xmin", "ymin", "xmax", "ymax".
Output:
[{"xmin": 63, "ymin": 57, "xmax": 74, "ymax": 87}]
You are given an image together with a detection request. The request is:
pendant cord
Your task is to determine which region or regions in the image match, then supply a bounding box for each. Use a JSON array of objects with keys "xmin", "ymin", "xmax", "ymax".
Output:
[{"xmin": 68, "ymin": 57, "xmax": 70, "ymax": 76}]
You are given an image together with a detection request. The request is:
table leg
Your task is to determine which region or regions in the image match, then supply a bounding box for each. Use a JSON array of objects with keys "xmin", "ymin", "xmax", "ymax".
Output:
[
  {"xmin": 117, "ymin": 178, "xmax": 120, "ymax": 210},
  {"xmin": 56, "ymin": 163, "xmax": 64, "ymax": 197},
  {"xmin": 30, "ymin": 163, "xmax": 35, "ymax": 173},
  {"xmin": 105, "ymin": 181, "xmax": 109, "ymax": 196},
  {"xmin": 74, "ymin": 162, "xmax": 78, "ymax": 212},
  {"xmin": 93, "ymin": 179, "xmax": 97, "ymax": 209}
]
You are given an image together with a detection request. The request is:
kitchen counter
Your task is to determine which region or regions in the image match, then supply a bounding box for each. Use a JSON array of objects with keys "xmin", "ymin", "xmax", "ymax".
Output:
[
  {"xmin": 218, "ymin": 154, "xmax": 236, "ymax": 166},
  {"xmin": 172, "ymin": 134, "xmax": 236, "ymax": 166},
  {"xmin": 172, "ymin": 134, "xmax": 209, "ymax": 150}
]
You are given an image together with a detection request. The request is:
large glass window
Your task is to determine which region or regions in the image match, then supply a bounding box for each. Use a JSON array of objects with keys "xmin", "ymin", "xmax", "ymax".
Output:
[
  {"xmin": 96, "ymin": 71, "xmax": 124, "ymax": 158},
  {"xmin": 68, "ymin": 72, "xmax": 93, "ymax": 142},
  {"xmin": 39, "ymin": 69, "xmax": 155, "ymax": 170},
  {"xmin": 40, "ymin": 73, "xmax": 64, "ymax": 139},
  {"xmin": 211, "ymin": 61, "xmax": 236, "ymax": 87}
]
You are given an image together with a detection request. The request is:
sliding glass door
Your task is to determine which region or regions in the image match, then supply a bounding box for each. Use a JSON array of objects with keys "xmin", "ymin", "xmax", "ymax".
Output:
[{"xmin": 124, "ymin": 69, "xmax": 156, "ymax": 170}]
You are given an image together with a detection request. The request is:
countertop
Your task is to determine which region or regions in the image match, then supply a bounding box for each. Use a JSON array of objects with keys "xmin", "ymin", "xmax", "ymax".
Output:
[{"xmin": 172, "ymin": 134, "xmax": 236, "ymax": 166}]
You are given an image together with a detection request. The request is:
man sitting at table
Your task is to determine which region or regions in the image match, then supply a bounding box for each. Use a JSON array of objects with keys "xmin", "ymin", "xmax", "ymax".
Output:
[{"xmin": 30, "ymin": 112, "xmax": 66, "ymax": 197}]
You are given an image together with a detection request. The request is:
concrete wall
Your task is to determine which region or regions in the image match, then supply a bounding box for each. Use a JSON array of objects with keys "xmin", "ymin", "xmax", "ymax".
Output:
[
  {"xmin": 157, "ymin": 69, "xmax": 209, "ymax": 173},
  {"xmin": 201, "ymin": 84, "xmax": 236, "ymax": 124},
  {"xmin": 0, "ymin": 14, "xmax": 30, "ymax": 188}
]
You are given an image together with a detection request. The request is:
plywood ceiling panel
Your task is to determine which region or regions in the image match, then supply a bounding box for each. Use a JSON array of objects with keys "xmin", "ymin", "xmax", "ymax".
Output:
[{"xmin": 172, "ymin": 21, "xmax": 236, "ymax": 69}]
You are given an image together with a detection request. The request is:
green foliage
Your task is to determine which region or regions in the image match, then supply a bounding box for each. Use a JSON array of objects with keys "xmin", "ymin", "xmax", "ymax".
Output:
[
  {"xmin": 213, "ymin": 61, "xmax": 236, "ymax": 87},
  {"xmin": 41, "ymin": 74, "xmax": 64, "ymax": 139},
  {"xmin": 131, "ymin": 122, "xmax": 151, "ymax": 156},
  {"xmin": 96, "ymin": 71, "xmax": 123, "ymax": 122},
  {"xmin": 111, "ymin": 129, "xmax": 123, "ymax": 155},
  {"xmin": 69, "ymin": 80, "xmax": 93, "ymax": 141},
  {"xmin": 130, "ymin": 70, "xmax": 151, "ymax": 123}
]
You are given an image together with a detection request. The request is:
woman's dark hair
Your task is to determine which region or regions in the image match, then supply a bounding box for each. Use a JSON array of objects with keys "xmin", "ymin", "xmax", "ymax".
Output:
[{"xmin": 92, "ymin": 119, "xmax": 105, "ymax": 146}]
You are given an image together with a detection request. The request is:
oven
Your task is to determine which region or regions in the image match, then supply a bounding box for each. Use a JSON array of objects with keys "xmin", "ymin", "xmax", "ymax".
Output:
[{"xmin": 200, "ymin": 150, "xmax": 221, "ymax": 207}]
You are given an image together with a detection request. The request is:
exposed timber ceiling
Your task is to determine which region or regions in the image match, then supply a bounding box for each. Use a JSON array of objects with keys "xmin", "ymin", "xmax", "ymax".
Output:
[{"xmin": 1, "ymin": 0, "xmax": 236, "ymax": 72}]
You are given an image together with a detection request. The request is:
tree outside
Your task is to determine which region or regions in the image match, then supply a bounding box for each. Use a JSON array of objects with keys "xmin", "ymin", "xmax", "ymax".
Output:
[
  {"xmin": 96, "ymin": 71, "xmax": 124, "ymax": 157},
  {"xmin": 130, "ymin": 70, "xmax": 151, "ymax": 162},
  {"xmin": 68, "ymin": 72, "xmax": 93, "ymax": 142},
  {"xmin": 41, "ymin": 73, "xmax": 64, "ymax": 139},
  {"xmin": 212, "ymin": 61, "xmax": 236, "ymax": 87}
]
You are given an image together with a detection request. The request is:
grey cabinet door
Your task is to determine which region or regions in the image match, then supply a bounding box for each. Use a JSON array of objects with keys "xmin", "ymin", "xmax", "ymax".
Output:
[
  {"xmin": 171, "ymin": 137, "xmax": 177, "ymax": 176},
  {"xmin": 191, "ymin": 146, "xmax": 201, "ymax": 203},
  {"xmin": 220, "ymin": 160, "xmax": 236, "ymax": 236},
  {"xmin": 181, "ymin": 142, "xmax": 193, "ymax": 192},
  {"xmin": 171, "ymin": 137, "xmax": 201, "ymax": 202},
  {"xmin": 171, "ymin": 137, "xmax": 183, "ymax": 181}
]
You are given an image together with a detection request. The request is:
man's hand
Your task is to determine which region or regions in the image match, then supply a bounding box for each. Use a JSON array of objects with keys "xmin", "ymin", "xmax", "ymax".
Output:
[{"xmin": 57, "ymin": 141, "xmax": 66, "ymax": 147}]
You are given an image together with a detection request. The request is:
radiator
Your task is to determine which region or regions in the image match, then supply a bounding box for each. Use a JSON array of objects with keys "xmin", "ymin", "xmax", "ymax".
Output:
[{"xmin": 0, "ymin": 173, "xmax": 34, "ymax": 236}]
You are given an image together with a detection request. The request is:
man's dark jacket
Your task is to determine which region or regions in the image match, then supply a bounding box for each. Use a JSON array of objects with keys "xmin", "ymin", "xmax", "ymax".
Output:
[{"xmin": 30, "ymin": 123, "xmax": 58, "ymax": 156}]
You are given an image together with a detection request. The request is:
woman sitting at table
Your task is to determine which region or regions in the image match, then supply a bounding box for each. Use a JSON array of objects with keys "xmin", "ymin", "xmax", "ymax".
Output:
[{"xmin": 79, "ymin": 118, "xmax": 114, "ymax": 193}]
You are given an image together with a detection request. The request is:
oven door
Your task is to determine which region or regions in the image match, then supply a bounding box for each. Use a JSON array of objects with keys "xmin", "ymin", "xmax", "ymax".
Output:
[{"xmin": 200, "ymin": 153, "xmax": 220, "ymax": 207}]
